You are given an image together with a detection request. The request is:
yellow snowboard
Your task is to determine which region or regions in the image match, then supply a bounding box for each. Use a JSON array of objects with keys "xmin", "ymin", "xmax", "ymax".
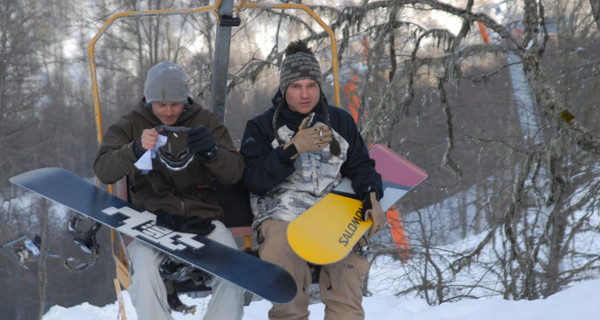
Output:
[
  {"xmin": 287, "ymin": 193, "xmax": 369, "ymax": 265},
  {"xmin": 287, "ymin": 144, "xmax": 427, "ymax": 265}
]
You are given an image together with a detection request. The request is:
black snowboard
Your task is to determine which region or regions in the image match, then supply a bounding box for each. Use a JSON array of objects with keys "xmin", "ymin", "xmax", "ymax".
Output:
[{"xmin": 10, "ymin": 167, "xmax": 296, "ymax": 303}]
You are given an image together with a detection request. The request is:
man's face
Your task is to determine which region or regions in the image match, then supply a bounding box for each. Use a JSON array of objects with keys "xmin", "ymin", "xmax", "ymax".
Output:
[
  {"xmin": 285, "ymin": 79, "xmax": 320, "ymax": 114},
  {"xmin": 151, "ymin": 101, "xmax": 185, "ymax": 125}
]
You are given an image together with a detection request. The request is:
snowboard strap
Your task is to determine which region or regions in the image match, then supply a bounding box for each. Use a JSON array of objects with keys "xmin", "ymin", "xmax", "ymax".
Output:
[
  {"xmin": 353, "ymin": 236, "xmax": 369, "ymax": 257},
  {"xmin": 64, "ymin": 214, "xmax": 101, "ymax": 272},
  {"xmin": 159, "ymin": 256, "xmax": 196, "ymax": 281},
  {"xmin": 157, "ymin": 147, "xmax": 195, "ymax": 171}
]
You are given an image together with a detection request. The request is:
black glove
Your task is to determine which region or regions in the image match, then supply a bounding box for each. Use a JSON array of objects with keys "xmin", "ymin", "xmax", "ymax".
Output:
[
  {"xmin": 155, "ymin": 209, "xmax": 215, "ymax": 236},
  {"xmin": 133, "ymin": 137, "xmax": 145, "ymax": 159},
  {"xmin": 187, "ymin": 125, "xmax": 218, "ymax": 160},
  {"xmin": 179, "ymin": 216, "xmax": 215, "ymax": 236},
  {"xmin": 155, "ymin": 209, "xmax": 186, "ymax": 231}
]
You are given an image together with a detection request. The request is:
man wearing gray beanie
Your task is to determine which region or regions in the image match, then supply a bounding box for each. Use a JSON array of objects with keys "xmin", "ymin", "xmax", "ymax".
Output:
[
  {"xmin": 144, "ymin": 61, "xmax": 190, "ymax": 104},
  {"xmin": 94, "ymin": 61, "xmax": 245, "ymax": 320},
  {"xmin": 240, "ymin": 40, "xmax": 384, "ymax": 320}
]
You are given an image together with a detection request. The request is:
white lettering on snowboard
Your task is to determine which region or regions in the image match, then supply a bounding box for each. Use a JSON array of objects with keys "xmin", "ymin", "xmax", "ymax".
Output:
[{"xmin": 102, "ymin": 206, "xmax": 205, "ymax": 251}]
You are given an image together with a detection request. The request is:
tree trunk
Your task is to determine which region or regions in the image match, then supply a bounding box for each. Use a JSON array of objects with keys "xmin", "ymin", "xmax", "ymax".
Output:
[
  {"xmin": 591, "ymin": 0, "xmax": 600, "ymax": 31},
  {"xmin": 36, "ymin": 199, "xmax": 49, "ymax": 319}
]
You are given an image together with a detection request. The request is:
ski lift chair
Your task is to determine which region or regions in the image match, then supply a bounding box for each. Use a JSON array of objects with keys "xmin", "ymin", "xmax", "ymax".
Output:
[{"xmin": 88, "ymin": 1, "xmax": 342, "ymax": 315}]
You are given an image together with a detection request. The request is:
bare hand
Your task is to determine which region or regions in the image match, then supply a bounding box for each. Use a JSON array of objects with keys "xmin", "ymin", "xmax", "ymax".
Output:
[{"xmin": 140, "ymin": 128, "xmax": 159, "ymax": 151}]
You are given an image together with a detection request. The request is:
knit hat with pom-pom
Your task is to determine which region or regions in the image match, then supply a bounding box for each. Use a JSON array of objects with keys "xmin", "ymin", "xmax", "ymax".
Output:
[{"xmin": 279, "ymin": 40, "xmax": 322, "ymax": 95}]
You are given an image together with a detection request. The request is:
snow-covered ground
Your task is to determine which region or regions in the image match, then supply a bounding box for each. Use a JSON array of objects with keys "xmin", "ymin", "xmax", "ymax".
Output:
[{"xmin": 43, "ymin": 265, "xmax": 600, "ymax": 320}]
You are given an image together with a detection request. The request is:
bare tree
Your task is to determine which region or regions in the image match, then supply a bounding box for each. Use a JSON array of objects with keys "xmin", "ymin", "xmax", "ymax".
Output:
[
  {"xmin": 222, "ymin": 0, "xmax": 600, "ymax": 302},
  {"xmin": 3, "ymin": 0, "xmax": 600, "ymax": 315}
]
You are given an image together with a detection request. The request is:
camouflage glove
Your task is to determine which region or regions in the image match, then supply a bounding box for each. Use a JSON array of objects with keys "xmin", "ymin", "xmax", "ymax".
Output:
[{"xmin": 285, "ymin": 115, "xmax": 332, "ymax": 158}]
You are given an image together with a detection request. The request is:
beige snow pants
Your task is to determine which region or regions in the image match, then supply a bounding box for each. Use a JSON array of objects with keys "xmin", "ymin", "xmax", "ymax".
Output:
[
  {"xmin": 128, "ymin": 220, "xmax": 245, "ymax": 320},
  {"xmin": 257, "ymin": 219, "xmax": 370, "ymax": 320}
]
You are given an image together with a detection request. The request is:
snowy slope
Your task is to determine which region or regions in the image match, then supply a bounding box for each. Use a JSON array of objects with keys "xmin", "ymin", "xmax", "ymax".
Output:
[{"xmin": 42, "ymin": 268, "xmax": 600, "ymax": 320}]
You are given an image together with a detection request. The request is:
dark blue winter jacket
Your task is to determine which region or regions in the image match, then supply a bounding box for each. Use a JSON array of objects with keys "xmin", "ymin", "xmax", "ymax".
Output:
[{"xmin": 240, "ymin": 92, "xmax": 382, "ymax": 229}]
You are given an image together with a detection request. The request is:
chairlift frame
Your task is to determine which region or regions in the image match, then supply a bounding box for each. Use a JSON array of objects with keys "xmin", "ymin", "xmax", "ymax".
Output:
[
  {"xmin": 86, "ymin": 0, "xmax": 342, "ymax": 310},
  {"xmin": 88, "ymin": 0, "xmax": 341, "ymax": 145}
]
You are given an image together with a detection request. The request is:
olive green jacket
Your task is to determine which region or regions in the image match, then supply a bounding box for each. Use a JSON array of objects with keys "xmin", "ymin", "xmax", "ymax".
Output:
[{"xmin": 94, "ymin": 99, "xmax": 243, "ymax": 221}]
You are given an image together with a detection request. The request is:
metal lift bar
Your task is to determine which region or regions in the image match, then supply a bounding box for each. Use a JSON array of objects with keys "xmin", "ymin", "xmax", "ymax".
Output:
[
  {"xmin": 212, "ymin": 0, "xmax": 237, "ymax": 121},
  {"xmin": 88, "ymin": 2, "xmax": 341, "ymax": 144},
  {"xmin": 237, "ymin": 1, "xmax": 341, "ymax": 107},
  {"xmin": 88, "ymin": 2, "xmax": 225, "ymax": 145}
]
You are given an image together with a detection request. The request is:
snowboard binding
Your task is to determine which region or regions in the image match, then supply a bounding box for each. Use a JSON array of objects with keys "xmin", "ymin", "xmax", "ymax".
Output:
[
  {"xmin": 65, "ymin": 214, "xmax": 101, "ymax": 272},
  {"xmin": 160, "ymin": 256, "xmax": 213, "ymax": 314},
  {"xmin": 164, "ymin": 278, "xmax": 197, "ymax": 315}
]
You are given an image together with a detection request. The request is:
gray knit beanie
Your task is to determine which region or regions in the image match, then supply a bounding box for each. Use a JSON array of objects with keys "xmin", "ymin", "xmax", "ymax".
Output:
[
  {"xmin": 144, "ymin": 61, "xmax": 190, "ymax": 103},
  {"xmin": 279, "ymin": 41, "xmax": 322, "ymax": 95}
]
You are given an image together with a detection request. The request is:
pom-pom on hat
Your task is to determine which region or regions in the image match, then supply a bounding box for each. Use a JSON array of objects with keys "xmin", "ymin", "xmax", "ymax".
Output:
[
  {"xmin": 144, "ymin": 61, "xmax": 190, "ymax": 104},
  {"xmin": 279, "ymin": 40, "xmax": 322, "ymax": 95}
]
